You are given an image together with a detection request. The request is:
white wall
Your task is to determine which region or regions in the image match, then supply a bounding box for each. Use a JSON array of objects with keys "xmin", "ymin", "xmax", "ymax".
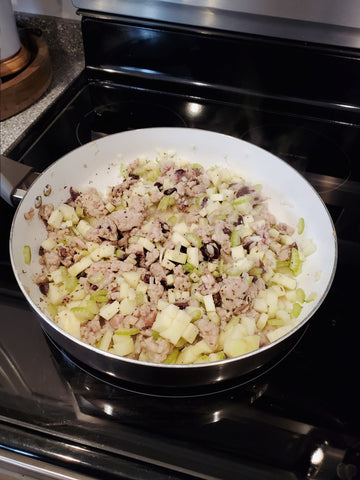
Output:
[{"xmin": 11, "ymin": 0, "xmax": 78, "ymax": 19}]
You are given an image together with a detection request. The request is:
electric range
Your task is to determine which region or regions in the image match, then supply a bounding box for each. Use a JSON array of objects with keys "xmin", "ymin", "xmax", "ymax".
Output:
[{"xmin": 1, "ymin": 9, "xmax": 360, "ymax": 480}]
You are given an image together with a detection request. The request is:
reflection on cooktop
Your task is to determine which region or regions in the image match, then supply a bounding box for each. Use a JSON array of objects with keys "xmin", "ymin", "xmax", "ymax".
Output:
[
  {"xmin": 76, "ymin": 101, "xmax": 187, "ymax": 144},
  {"xmin": 240, "ymin": 123, "xmax": 351, "ymax": 193}
]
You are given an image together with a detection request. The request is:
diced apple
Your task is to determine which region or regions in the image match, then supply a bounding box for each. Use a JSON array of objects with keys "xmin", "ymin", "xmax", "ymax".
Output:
[
  {"xmin": 119, "ymin": 298, "xmax": 137, "ymax": 315},
  {"xmin": 161, "ymin": 258, "xmax": 176, "ymax": 270},
  {"xmin": 159, "ymin": 310, "xmax": 191, "ymax": 345},
  {"xmin": 272, "ymin": 273, "xmax": 297, "ymax": 290},
  {"xmin": 194, "ymin": 351, "xmax": 225, "ymax": 363},
  {"xmin": 234, "ymin": 258, "xmax": 254, "ymax": 273},
  {"xmin": 98, "ymin": 330, "xmax": 113, "ymax": 351},
  {"xmin": 48, "ymin": 283, "xmax": 67, "ymax": 305},
  {"xmin": 203, "ymin": 294, "xmax": 216, "ymax": 313},
  {"xmin": 224, "ymin": 334, "xmax": 260, "ymax": 357},
  {"xmin": 99, "ymin": 301, "xmax": 120, "ymax": 320},
  {"xmin": 105, "ymin": 202, "xmax": 116, "ymax": 212},
  {"xmin": 256, "ymin": 312, "xmax": 268, "ymax": 330},
  {"xmin": 50, "ymin": 266, "xmax": 66, "ymax": 284},
  {"xmin": 77, "ymin": 219, "xmax": 92, "ymax": 237},
  {"xmin": 164, "ymin": 249, "xmax": 187, "ymax": 264},
  {"xmin": 241, "ymin": 316, "xmax": 256, "ymax": 336},
  {"xmin": 266, "ymin": 289, "xmax": 279, "ymax": 317},
  {"xmin": 152, "ymin": 304, "xmax": 179, "ymax": 332},
  {"xmin": 47, "ymin": 209, "xmax": 63, "ymax": 229},
  {"xmin": 41, "ymin": 238, "xmax": 57, "ymax": 250},
  {"xmin": 187, "ymin": 246, "xmax": 199, "ymax": 267},
  {"xmin": 56, "ymin": 310, "xmax": 81, "ymax": 339},
  {"xmin": 253, "ymin": 297, "xmax": 268, "ymax": 313},
  {"xmin": 167, "ymin": 289, "xmax": 176, "ymax": 304},
  {"xmin": 67, "ymin": 285, "xmax": 87, "ymax": 301},
  {"xmin": 166, "ymin": 274, "xmax": 175, "ymax": 286},
  {"xmin": 181, "ymin": 322, "xmax": 199, "ymax": 343},
  {"xmin": 90, "ymin": 244, "xmax": 115, "ymax": 261},
  {"xmin": 176, "ymin": 339, "xmax": 213, "ymax": 364},
  {"xmin": 59, "ymin": 204, "xmax": 79, "ymax": 224},
  {"xmin": 266, "ymin": 320, "xmax": 300, "ymax": 343},
  {"xmin": 173, "ymin": 222, "xmax": 189, "ymax": 234},
  {"xmin": 68, "ymin": 256, "xmax": 93, "ymax": 277},
  {"xmin": 172, "ymin": 231, "xmax": 190, "ymax": 247},
  {"xmin": 137, "ymin": 237, "xmax": 155, "ymax": 251},
  {"xmin": 301, "ymin": 238, "xmax": 317, "ymax": 257},
  {"xmin": 231, "ymin": 245, "xmax": 246, "ymax": 260},
  {"xmin": 122, "ymin": 271, "xmax": 141, "ymax": 288},
  {"xmin": 157, "ymin": 299, "xmax": 169, "ymax": 311},
  {"xmin": 112, "ymin": 335, "xmax": 134, "ymax": 356}
]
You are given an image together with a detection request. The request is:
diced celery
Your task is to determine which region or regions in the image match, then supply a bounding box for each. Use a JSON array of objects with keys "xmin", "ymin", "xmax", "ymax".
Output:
[
  {"xmin": 64, "ymin": 275, "xmax": 78, "ymax": 293},
  {"xmin": 90, "ymin": 289, "xmax": 109, "ymax": 303},
  {"xmin": 135, "ymin": 291, "xmax": 147, "ymax": 305},
  {"xmin": 112, "ymin": 333, "xmax": 135, "ymax": 356},
  {"xmin": 185, "ymin": 233, "xmax": 203, "ymax": 248},
  {"xmin": 183, "ymin": 263, "xmax": 196, "ymax": 273},
  {"xmin": 306, "ymin": 292, "xmax": 317, "ymax": 303},
  {"xmin": 46, "ymin": 303, "xmax": 58, "ymax": 318},
  {"xmin": 75, "ymin": 206, "xmax": 84, "ymax": 217},
  {"xmin": 114, "ymin": 328, "xmax": 140, "ymax": 335},
  {"xmin": 187, "ymin": 307, "xmax": 202, "ymax": 321},
  {"xmin": 276, "ymin": 260, "xmax": 290, "ymax": 268},
  {"xmin": 289, "ymin": 248, "xmax": 302, "ymax": 276},
  {"xmin": 233, "ymin": 195, "xmax": 251, "ymax": 205},
  {"xmin": 230, "ymin": 229, "xmax": 241, "ymax": 247},
  {"xmin": 291, "ymin": 302, "xmax": 302, "ymax": 318},
  {"xmin": 296, "ymin": 288, "xmax": 306, "ymax": 303},
  {"xmin": 164, "ymin": 348, "xmax": 180, "ymax": 364},
  {"xmin": 167, "ymin": 215, "xmax": 179, "ymax": 226},
  {"xmin": 23, "ymin": 245, "xmax": 31, "ymax": 265},
  {"xmin": 71, "ymin": 306, "xmax": 96, "ymax": 323},
  {"xmin": 297, "ymin": 217, "xmax": 305, "ymax": 235},
  {"xmin": 158, "ymin": 195, "xmax": 176, "ymax": 211},
  {"xmin": 115, "ymin": 249, "xmax": 125, "ymax": 258}
]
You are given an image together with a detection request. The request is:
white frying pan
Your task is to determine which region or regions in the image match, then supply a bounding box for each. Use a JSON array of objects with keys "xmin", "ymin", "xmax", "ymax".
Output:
[{"xmin": 1, "ymin": 128, "xmax": 337, "ymax": 388}]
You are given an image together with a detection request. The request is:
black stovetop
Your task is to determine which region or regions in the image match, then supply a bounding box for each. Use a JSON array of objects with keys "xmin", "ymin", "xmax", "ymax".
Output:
[{"xmin": 1, "ymin": 14, "xmax": 360, "ymax": 480}]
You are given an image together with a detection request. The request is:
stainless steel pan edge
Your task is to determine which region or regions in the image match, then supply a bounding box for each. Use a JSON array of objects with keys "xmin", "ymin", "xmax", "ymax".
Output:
[{"xmin": 7, "ymin": 127, "xmax": 338, "ymax": 388}]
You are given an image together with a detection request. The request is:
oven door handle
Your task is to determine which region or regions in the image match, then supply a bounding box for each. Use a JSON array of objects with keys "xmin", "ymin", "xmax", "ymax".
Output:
[{"xmin": 0, "ymin": 155, "xmax": 39, "ymax": 206}]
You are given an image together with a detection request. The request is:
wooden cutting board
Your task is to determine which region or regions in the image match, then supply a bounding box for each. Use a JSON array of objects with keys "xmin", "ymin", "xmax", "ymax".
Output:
[{"xmin": 0, "ymin": 31, "xmax": 52, "ymax": 121}]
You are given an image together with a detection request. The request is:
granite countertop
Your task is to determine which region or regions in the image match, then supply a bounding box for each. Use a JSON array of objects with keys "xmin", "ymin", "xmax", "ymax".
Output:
[{"xmin": 0, "ymin": 14, "xmax": 85, "ymax": 155}]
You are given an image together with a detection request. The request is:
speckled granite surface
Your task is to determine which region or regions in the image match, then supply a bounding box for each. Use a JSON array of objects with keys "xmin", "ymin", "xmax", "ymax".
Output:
[{"xmin": 0, "ymin": 14, "xmax": 84, "ymax": 155}]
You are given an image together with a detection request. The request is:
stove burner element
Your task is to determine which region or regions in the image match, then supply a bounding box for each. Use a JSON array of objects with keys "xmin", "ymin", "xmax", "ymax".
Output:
[
  {"xmin": 48, "ymin": 325, "xmax": 307, "ymax": 399},
  {"xmin": 240, "ymin": 124, "xmax": 351, "ymax": 194},
  {"xmin": 76, "ymin": 101, "xmax": 187, "ymax": 145}
]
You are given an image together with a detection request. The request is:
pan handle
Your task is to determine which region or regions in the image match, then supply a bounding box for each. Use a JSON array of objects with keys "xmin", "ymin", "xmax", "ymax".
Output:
[{"xmin": 0, "ymin": 155, "xmax": 38, "ymax": 206}]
